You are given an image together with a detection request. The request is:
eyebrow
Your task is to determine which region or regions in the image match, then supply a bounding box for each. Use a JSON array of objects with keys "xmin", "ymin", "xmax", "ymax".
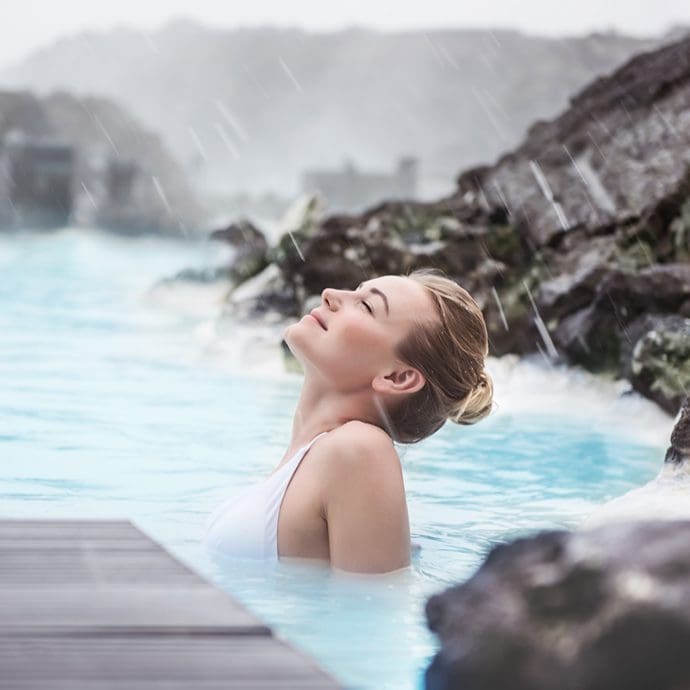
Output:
[{"xmin": 357, "ymin": 283, "xmax": 389, "ymax": 316}]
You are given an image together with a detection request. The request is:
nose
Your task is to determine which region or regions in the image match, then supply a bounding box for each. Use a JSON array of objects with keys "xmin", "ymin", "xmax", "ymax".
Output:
[{"xmin": 321, "ymin": 287, "xmax": 347, "ymax": 311}]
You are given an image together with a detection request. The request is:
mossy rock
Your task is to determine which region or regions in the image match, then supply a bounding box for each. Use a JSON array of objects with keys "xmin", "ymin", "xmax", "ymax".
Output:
[
  {"xmin": 618, "ymin": 239, "xmax": 655, "ymax": 271},
  {"xmin": 485, "ymin": 224, "xmax": 525, "ymax": 265},
  {"xmin": 229, "ymin": 253, "xmax": 269, "ymax": 285},
  {"xmin": 631, "ymin": 320, "xmax": 690, "ymax": 414},
  {"xmin": 389, "ymin": 205, "xmax": 445, "ymax": 243}
]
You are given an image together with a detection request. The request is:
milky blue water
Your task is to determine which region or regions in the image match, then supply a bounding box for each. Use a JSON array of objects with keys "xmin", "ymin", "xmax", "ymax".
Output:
[{"xmin": 0, "ymin": 228, "xmax": 669, "ymax": 690}]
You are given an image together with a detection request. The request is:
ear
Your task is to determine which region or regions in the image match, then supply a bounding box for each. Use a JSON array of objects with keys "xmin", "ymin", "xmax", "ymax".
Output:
[{"xmin": 372, "ymin": 366, "xmax": 426, "ymax": 397}]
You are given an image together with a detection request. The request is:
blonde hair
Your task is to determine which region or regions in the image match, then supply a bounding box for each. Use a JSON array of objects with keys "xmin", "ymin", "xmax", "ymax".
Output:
[{"xmin": 388, "ymin": 268, "xmax": 494, "ymax": 444}]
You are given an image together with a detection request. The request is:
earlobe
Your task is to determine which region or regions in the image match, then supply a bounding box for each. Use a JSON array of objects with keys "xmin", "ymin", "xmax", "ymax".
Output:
[{"xmin": 372, "ymin": 367, "xmax": 426, "ymax": 396}]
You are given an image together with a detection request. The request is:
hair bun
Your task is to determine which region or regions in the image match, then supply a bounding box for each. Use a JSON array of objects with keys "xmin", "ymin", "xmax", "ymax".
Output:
[{"xmin": 448, "ymin": 370, "xmax": 494, "ymax": 426}]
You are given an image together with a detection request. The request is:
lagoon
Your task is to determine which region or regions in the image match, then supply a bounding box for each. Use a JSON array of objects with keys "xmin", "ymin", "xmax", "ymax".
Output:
[{"xmin": 0, "ymin": 228, "xmax": 672, "ymax": 689}]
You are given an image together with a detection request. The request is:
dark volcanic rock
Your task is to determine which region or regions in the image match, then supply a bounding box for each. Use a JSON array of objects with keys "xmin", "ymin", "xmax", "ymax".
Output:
[
  {"xmin": 425, "ymin": 521, "xmax": 690, "ymax": 690},
  {"xmin": 210, "ymin": 219, "xmax": 269, "ymax": 283},
  {"xmin": 453, "ymin": 38, "xmax": 690, "ymax": 249},
  {"xmin": 551, "ymin": 263, "xmax": 690, "ymax": 370}
]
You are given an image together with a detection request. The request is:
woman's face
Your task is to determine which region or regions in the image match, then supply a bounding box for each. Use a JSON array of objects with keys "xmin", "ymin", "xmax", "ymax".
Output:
[{"xmin": 285, "ymin": 275, "xmax": 437, "ymax": 392}]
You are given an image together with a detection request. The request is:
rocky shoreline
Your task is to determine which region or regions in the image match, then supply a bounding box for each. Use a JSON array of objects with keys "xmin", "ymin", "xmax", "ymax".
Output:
[{"xmin": 204, "ymin": 35, "xmax": 690, "ymax": 417}]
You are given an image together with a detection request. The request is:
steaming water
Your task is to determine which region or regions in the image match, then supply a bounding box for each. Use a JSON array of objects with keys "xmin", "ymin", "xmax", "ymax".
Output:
[{"xmin": 0, "ymin": 228, "xmax": 673, "ymax": 690}]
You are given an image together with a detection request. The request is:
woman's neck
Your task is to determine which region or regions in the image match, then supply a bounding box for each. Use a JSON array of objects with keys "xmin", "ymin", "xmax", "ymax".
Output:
[{"xmin": 286, "ymin": 375, "xmax": 384, "ymax": 453}]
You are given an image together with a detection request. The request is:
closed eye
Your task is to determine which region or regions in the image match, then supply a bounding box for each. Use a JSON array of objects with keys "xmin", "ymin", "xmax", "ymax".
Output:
[{"xmin": 361, "ymin": 300, "xmax": 373, "ymax": 314}]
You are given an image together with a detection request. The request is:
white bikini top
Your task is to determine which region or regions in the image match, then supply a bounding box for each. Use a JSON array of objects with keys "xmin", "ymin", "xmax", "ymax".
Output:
[{"xmin": 203, "ymin": 432, "xmax": 329, "ymax": 560}]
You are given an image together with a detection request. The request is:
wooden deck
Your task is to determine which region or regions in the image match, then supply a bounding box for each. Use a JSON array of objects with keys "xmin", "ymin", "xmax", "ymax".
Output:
[{"xmin": 0, "ymin": 519, "xmax": 342, "ymax": 689}]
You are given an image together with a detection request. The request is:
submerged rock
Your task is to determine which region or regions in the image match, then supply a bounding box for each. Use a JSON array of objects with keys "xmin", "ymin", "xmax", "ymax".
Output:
[{"xmin": 425, "ymin": 520, "xmax": 690, "ymax": 690}]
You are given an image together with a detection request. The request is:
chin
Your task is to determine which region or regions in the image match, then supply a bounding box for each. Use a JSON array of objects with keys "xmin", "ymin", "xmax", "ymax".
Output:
[{"xmin": 283, "ymin": 322, "xmax": 308, "ymax": 360}]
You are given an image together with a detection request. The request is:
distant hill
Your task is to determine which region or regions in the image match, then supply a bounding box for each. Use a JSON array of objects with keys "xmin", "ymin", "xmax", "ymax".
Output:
[{"xmin": 0, "ymin": 21, "xmax": 667, "ymax": 200}]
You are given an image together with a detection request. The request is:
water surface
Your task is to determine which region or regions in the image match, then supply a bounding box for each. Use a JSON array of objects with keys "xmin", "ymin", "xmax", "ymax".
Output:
[{"xmin": 0, "ymin": 228, "xmax": 671, "ymax": 689}]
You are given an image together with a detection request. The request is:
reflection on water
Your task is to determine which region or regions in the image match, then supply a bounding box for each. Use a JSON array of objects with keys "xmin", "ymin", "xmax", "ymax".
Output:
[{"xmin": 0, "ymin": 228, "xmax": 672, "ymax": 690}]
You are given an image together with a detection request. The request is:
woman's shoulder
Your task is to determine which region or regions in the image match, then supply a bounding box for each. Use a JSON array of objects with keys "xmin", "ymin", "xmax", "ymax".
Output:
[
  {"xmin": 315, "ymin": 421, "xmax": 410, "ymax": 573},
  {"xmin": 324, "ymin": 420, "xmax": 395, "ymax": 457},
  {"xmin": 316, "ymin": 421, "xmax": 402, "ymax": 484}
]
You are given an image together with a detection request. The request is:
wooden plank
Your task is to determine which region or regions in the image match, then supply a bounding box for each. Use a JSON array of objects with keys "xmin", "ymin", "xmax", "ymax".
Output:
[
  {"xmin": 0, "ymin": 549, "xmax": 201, "ymax": 585},
  {"xmin": 0, "ymin": 538, "xmax": 160, "ymax": 551},
  {"xmin": 0, "ymin": 520, "xmax": 343, "ymax": 689},
  {"xmin": 0, "ymin": 635, "xmax": 341, "ymax": 689},
  {"xmin": 0, "ymin": 587, "xmax": 269, "ymax": 634},
  {"xmin": 0, "ymin": 520, "xmax": 143, "ymax": 539}
]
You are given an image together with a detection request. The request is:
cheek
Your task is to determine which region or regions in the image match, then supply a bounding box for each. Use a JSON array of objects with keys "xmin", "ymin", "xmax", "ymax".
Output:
[{"xmin": 334, "ymin": 316, "xmax": 389, "ymax": 356}]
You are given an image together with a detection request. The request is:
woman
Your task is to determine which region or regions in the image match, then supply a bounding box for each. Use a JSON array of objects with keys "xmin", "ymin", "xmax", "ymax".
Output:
[{"xmin": 204, "ymin": 268, "xmax": 493, "ymax": 573}]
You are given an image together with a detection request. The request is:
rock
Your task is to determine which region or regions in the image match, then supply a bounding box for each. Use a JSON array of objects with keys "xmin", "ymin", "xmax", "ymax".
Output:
[
  {"xmin": 536, "ymin": 236, "xmax": 617, "ymax": 317},
  {"xmin": 210, "ymin": 218, "xmax": 267, "ymax": 249},
  {"xmin": 210, "ymin": 219, "xmax": 269, "ymax": 284},
  {"xmin": 552, "ymin": 303, "xmax": 620, "ymax": 370},
  {"xmin": 169, "ymin": 266, "xmax": 233, "ymax": 283},
  {"xmin": 629, "ymin": 318, "xmax": 690, "ymax": 414},
  {"xmin": 272, "ymin": 192, "xmax": 326, "ymax": 240},
  {"xmin": 453, "ymin": 37, "xmax": 690, "ymax": 249},
  {"xmin": 223, "ymin": 263, "xmax": 298, "ymax": 321},
  {"xmin": 425, "ymin": 520, "xmax": 690, "ymax": 690},
  {"xmin": 552, "ymin": 263, "xmax": 690, "ymax": 371}
]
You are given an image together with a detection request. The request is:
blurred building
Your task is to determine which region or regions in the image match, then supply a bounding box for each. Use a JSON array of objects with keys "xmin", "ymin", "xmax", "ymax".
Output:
[
  {"xmin": 302, "ymin": 157, "xmax": 418, "ymax": 212},
  {"xmin": 0, "ymin": 130, "xmax": 75, "ymax": 228}
]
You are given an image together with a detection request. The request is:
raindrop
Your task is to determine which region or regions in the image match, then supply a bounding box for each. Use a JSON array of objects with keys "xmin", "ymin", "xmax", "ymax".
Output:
[
  {"xmin": 471, "ymin": 86, "xmax": 509, "ymax": 143},
  {"xmin": 288, "ymin": 231, "xmax": 305, "ymax": 262},
  {"xmin": 214, "ymin": 123, "xmax": 241, "ymax": 160},
  {"xmin": 278, "ymin": 57, "xmax": 304, "ymax": 94},
  {"xmin": 563, "ymin": 146, "xmax": 616, "ymax": 213},
  {"xmin": 423, "ymin": 34, "xmax": 446, "ymax": 69},
  {"xmin": 523, "ymin": 280, "xmax": 558, "ymax": 359},
  {"xmin": 491, "ymin": 287, "xmax": 509, "ymax": 331},
  {"xmin": 491, "ymin": 181, "xmax": 512, "ymax": 219},
  {"xmin": 92, "ymin": 113, "xmax": 119, "ymax": 156},
  {"xmin": 151, "ymin": 176, "xmax": 171, "ymax": 214},
  {"xmin": 528, "ymin": 160, "xmax": 569, "ymax": 231},
  {"xmin": 586, "ymin": 130, "xmax": 607, "ymax": 162},
  {"xmin": 188, "ymin": 127, "xmax": 208, "ymax": 161},
  {"xmin": 80, "ymin": 181, "xmax": 96, "ymax": 208},
  {"xmin": 215, "ymin": 101, "xmax": 250, "ymax": 143},
  {"xmin": 653, "ymin": 105, "xmax": 679, "ymax": 139}
]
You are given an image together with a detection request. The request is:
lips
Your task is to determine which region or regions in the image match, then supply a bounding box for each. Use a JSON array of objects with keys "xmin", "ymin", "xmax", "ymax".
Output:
[{"xmin": 309, "ymin": 310, "xmax": 327, "ymax": 330}]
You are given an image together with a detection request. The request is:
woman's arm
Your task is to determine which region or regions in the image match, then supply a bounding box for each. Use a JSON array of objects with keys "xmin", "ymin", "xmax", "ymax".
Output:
[{"xmin": 320, "ymin": 421, "xmax": 411, "ymax": 574}]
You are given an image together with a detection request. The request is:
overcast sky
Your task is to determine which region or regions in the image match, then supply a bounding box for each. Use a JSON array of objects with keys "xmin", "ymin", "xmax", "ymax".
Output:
[{"xmin": 2, "ymin": 0, "xmax": 689, "ymax": 69}]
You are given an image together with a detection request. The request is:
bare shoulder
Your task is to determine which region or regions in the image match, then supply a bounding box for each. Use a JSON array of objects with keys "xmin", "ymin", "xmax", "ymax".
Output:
[
  {"xmin": 315, "ymin": 421, "xmax": 410, "ymax": 573},
  {"xmin": 318, "ymin": 420, "xmax": 401, "ymax": 480}
]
